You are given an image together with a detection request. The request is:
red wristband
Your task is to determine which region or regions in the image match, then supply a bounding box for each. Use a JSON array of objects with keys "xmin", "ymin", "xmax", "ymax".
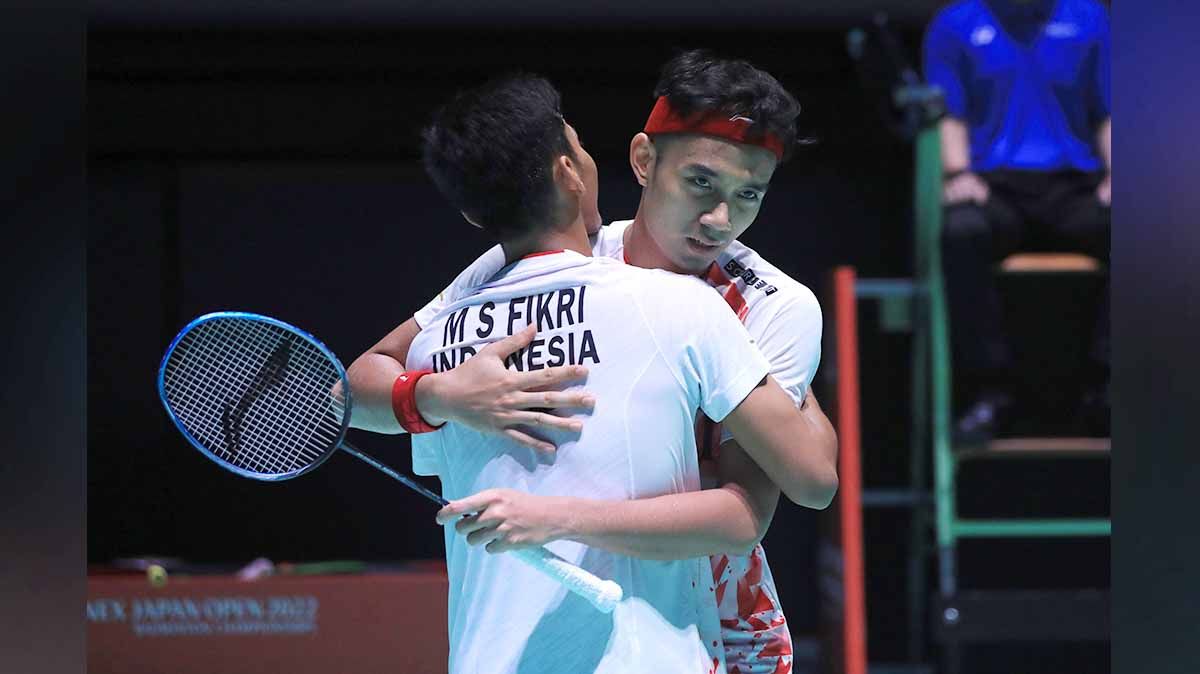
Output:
[{"xmin": 391, "ymin": 370, "xmax": 444, "ymax": 434}]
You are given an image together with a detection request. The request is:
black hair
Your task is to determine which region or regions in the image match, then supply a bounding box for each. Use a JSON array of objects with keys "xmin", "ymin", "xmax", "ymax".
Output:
[
  {"xmin": 653, "ymin": 49, "xmax": 803, "ymax": 162},
  {"xmin": 421, "ymin": 74, "xmax": 573, "ymax": 239}
]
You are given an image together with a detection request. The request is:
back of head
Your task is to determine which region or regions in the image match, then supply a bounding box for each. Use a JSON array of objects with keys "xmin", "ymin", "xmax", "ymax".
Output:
[
  {"xmin": 422, "ymin": 74, "xmax": 572, "ymax": 239},
  {"xmin": 653, "ymin": 49, "xmax": 802, "ymax": 162}
]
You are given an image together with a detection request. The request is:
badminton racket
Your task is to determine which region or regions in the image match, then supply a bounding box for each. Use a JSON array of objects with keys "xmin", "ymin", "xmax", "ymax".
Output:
[{"xmin": 157, "ymin": 311, "xmax": 622, "ymax": 613}]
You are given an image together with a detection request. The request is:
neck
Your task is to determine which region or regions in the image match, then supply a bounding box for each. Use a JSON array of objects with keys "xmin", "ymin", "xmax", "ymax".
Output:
[{"xmin": 500, "ymin": 218, "xmax": 593, "ymax": 264}]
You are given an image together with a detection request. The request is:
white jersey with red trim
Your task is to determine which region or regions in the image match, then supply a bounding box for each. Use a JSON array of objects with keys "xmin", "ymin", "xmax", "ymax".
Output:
[
  {"xmin": 408, "ymin": 250, "xmax": 772, "ymax": 674},
  {"xmin": 414, "ymin": 220, "xmax": 822, "ymax": 674},
  {"xmin": 415, "ymin": 221, "xmax": 821, "ymax": 408}
]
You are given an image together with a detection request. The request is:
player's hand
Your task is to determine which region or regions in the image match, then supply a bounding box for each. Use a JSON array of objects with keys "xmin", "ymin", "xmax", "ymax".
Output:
[
  {"xmin": 436, "ymin": 488, "xmax": 568, "ymax": 553},
  {"xmin": 1096, "ymin": 172, "xmax": 1111, "ymax": 207},
  {"xmin": 415, "ymin": 323, "xmax": 594, "ymax": 453},
  {"xmin": 943, "ymin": 171, "xmax": 990, "ymax": 206}
]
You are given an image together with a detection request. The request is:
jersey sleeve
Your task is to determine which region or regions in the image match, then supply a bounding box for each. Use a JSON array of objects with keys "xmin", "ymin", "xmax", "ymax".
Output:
[
  {"xmin": 756, "ymin": 284, "xmax": 823, "ymax": 405},
  {"xmin": 923, "ymin": 12, "xmax": 968, "ymax": 118},
  {"xmin": 640, "ymin": 275, "xmax": 772, "ymax": 423},
  {"xmin": 718, "ymin": 283, "xmax": 823, "ymax": 445},
  {"xmin": 413, "ymin": 244, "xmax": 508, "ymax": 328}
]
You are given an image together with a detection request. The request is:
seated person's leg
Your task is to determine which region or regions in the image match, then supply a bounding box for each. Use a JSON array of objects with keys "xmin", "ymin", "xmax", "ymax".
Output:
[
  {"xmin": 941, "ymin": 189, "xmax": 1024, "ymax": 443},
  {"xmin": 1052, "ymin": 172, "xmax": 1112, "ymax": 435}
]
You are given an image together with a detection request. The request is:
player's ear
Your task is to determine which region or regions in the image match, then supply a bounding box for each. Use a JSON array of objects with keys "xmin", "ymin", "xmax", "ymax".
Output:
[
  {"xmin": 630, "ymin": 133, "xmax": 655, "ymax": 187},
  {"xmin": 553, "ymin": 154, "xmax": 585, "ymax": 195},
  {"xmin": 460, "ymin": 211, "xmax": 485, "ymax": 229}
]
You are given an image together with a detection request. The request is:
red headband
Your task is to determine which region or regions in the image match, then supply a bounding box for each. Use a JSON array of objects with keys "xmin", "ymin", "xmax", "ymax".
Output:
[{"xmin": 642, "ymin": 96, "xmax": 785, "ymax": 160}]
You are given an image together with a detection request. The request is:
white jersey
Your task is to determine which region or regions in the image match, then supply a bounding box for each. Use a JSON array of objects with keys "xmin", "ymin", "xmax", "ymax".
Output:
[
  {"xmin": 415, "ymin": 220, "xmax": 823, "ymax": 674},
  {"xmin": 407, "ymin": 250, "xmax": 771, "ymax": 674},
  {"xmin": 415, "ymin": 220, "xmax": 822, "ymax": 413}
]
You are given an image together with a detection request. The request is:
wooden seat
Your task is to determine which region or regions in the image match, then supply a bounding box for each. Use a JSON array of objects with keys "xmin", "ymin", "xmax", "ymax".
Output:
[
  {"xmin": 999, "ymin": 253, "xmax": 1102, "ymax": 273},
  {"xmin": 957, "ymin": 436, "xmax": 1110, "ymax": 460}
]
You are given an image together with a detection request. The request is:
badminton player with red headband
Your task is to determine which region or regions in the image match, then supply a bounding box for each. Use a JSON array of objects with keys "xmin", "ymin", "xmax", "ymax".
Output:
[
  {"xmin": 399, "ymin": 72, "xmax": 839, "ymax": 674},
  {"xmin": 349, "ymin": 52, "xmax": 837, "ymax": 674},
  {"xmin": 407, "ymin": 51, "xmax": 832, "ymax": 674}
]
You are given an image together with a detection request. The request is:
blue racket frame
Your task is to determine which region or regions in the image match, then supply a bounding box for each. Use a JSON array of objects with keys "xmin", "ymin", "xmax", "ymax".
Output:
[{"xmin": 157, "ymin": 310, "xmax": 354, "ymax": 483}]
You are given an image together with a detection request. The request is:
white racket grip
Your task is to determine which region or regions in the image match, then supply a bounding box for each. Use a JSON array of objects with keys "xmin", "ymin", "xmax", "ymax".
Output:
[{"xmin": 512, "ymin": 546, "xmax": 623, "ymax": 613}]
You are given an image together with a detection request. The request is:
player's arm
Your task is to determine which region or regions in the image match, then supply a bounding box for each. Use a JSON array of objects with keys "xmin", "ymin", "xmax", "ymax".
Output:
[
  {"xmin": 723, "ymin": 376, "xmax": 839, "ymax": 510},
  {"xmin": 436, "ymin": 441, "xmax": 778, "ymax": 560},
  {"xmin": 724, "ymin": 381, "xmax": 839, "ymax": 512},
  {"xmin": 719, "ymin": 281, "xmax": 838, "ymax": 509},
  {"xmin": 343, "ymin": 322, "xmax": 593, "ymax": 452},
  {"xmin": 341, "ymin": 316, "xmax": 421, "ymax": 433}
]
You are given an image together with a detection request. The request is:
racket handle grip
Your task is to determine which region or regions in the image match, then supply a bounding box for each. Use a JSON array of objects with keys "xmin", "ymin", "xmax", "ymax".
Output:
[{"xmin": 511, "ymin": 547, "xmax": 623, "ymax": 613}]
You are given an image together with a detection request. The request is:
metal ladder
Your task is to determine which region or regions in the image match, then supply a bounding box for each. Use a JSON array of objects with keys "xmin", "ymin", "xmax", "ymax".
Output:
[{"xmin": 850, "ymin": 108, "xmax": 1110, "ymax": 672}]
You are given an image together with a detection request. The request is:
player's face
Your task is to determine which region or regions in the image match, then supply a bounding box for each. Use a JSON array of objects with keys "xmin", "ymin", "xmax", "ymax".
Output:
[
  {"xmin": 564, "ymin": 122, "xmax": 604, "ymax": 235},
  {"xmin": 642, "ymin": 135, "xmax": 777, "ymax": 274}
]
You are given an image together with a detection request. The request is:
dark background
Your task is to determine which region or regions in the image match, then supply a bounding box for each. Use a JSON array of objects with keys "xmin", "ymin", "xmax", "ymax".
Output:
[{"xmin": 87, "ymin": 2, "xmax": 1110, "ymax": 668}]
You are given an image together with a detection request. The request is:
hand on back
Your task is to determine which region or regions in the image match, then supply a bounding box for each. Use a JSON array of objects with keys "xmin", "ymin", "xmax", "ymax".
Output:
[{"xmin": 418, "ymin": 323, "xmax": 595, "ymax": 453}]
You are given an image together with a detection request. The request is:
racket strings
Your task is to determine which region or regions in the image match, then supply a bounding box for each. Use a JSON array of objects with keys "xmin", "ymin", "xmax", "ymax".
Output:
[
  {"xmin": 210, "ymin": 318, "xmax": 344, "ymax": 469},
  {"xmin": 173, "ymin": 324, "xmax": 290, "ymax": 473},
  {"xmin": 167, "ymin": 323, "xmax": 307, "ymax": 473},
  {"xmin": 171, "ymin": 319, "xmax": 340, "ymax": 473},
  {"xmin": 162, "ymin": 317, "xmax": 347, "ymax": 476},
  {"xmin": 168, "ymin": 324, "xmax": 277, "ymax": 472}
]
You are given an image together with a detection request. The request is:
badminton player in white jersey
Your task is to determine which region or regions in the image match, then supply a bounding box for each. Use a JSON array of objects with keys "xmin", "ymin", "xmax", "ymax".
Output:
[
  {"xmin": 353, "ymin": 74, "xmax": 837, "ymax": 674},
  {"xmin": 380, "ymin": 52, "xmax": 834, "ymax": 673}
]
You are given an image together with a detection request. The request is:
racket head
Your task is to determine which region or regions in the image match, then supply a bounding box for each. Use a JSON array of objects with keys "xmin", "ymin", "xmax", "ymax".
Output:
[{"xmin": 157, "ymin": 311, "xmax": 352, "ymax": 481}]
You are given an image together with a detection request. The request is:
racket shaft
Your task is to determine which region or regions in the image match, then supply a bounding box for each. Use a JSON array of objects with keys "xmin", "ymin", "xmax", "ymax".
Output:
[
  {"xmin": 512, "ymin": 547, "xmax": 623, "ymax": 613},
  {"xmin": 339, "ymin": 443, "xmax": 448, "ymax": 506}
]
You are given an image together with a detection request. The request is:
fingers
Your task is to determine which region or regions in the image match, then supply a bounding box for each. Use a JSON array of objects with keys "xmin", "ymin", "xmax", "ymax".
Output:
[
  {"xmin": 507, "ymin": 390, "xmax": 595, "ymax": 411},
  {"xmin": 450, "ymin": 513, "xmax": 484, "ymax": 535},
  {"xmin": 472, "ymin": 525, "xmax": 532, "ymax": 554},
  {"xmin": 465, "ymin": 524, "xmax": 503, "ymax": 548},
  {"xmin": 457, "ymin": 513, "xmax": 498, "ymax": 538},
  {"xmin": 519, "ymin": 364, "xmax": 589, "ymax": 392},
  {"xmin": 504, "ymin": 428, "xmax": 556, "ymax": 454},
  {"xmin": 485, "ymin": 538, "xmax": 526, "ymax": 554},
  {"xmin": 462, "ymin": 519, "xmax": 518, "ymax": 551},
  {"xmin": 436, "ymin": 490, "xmax": 497, "ymax": 525},
  {"xmin": 943, "ymin": 174, "xmax": 989, "ymax": 206},
  {"xmin": 435, "ymin": 504, "xmax": 460, "ymax": 526},
  {"xmin": 467, "ymin": 526, "xmax": 525, "ymax": 554},
  {"xmin": 974, "ymin": 182, "xmax": 990, "ymax": 205},
  {"xmin": 511, "ymin": 410, "xmax": 584, "ymax": 434},
  {"xmin": 484, "ymin": 539, "xmax": 511, "ymax": 554},
  {"xmin": 944, "ymin": 183, "xmax": 967, "ymax": 205},
  {"xmin": 476, "ymin": 531, "xmax": 534, "ymax": 554},
  {"xmin": 481, "ymin": 323, "xmax": 537, "ymax": 359}
]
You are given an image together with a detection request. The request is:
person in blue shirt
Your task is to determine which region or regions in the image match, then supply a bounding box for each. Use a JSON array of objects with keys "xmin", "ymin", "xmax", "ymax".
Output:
[{"xmin": 923, "ymin": 0, "xmax": 1110, "ymax": 442}]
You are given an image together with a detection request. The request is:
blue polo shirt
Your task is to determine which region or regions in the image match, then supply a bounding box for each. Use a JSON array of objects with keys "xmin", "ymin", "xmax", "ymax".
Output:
[{"xmin": 923, "ymin": 0, "xmax": 1111, "ymax": 172}]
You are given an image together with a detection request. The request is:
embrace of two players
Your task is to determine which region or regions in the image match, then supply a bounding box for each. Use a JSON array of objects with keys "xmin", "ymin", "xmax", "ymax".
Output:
[{"xmin": 347, "ymin": 51, "xmax": 839, "ymax": 674}]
